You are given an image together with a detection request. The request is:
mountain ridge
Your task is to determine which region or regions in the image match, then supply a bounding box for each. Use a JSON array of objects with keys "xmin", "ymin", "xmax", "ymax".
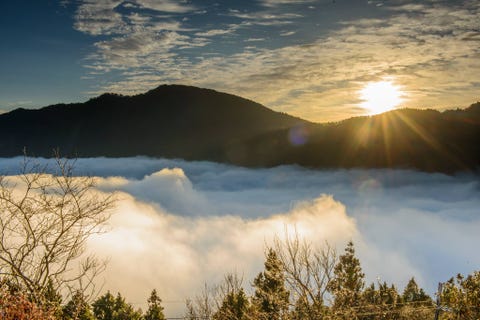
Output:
[
  {"xmin": 0, "ymin": 85, "xmax": 305, "ymax": 159},
  {"xmin": 0, "ymin": 85, "xmax": 479, "ymax": 173}
]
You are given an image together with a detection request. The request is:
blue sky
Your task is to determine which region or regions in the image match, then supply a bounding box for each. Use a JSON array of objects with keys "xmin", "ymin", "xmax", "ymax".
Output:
[{"xmin": 1, "ymin": 0, "xmax": 479, "ymax": 121}]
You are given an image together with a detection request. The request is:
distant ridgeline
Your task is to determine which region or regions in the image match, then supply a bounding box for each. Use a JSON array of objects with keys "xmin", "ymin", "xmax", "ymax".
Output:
[{"xmin": 0, "ymin": 85, "xmax": 479, "ymax": 173}]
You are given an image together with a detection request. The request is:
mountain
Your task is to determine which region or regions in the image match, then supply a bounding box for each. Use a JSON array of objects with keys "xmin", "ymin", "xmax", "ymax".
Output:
[
  {"xmin": 0, "ymin": 85, "xmax": 304, "ymax": 160},
  {"xmin": 0, "ymin": 85, "xmax": 479, "ymax": 173},
  {"xmin": 233, "ymin": 103, "xmax": 480, "ymax": 173}
]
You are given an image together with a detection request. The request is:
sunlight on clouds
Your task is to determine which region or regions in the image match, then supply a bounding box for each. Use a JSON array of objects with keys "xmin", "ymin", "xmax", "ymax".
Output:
[
  {"xmin": 2, "ymin": 157, "xmax": 480, "ymax": 317},
  {"xmin": 89, "ymin": 192, "xmax": 356, "ymax": 316},
  {"xmin": 74, "ymin": 0, "xmax": 480, "ymax": 122}
]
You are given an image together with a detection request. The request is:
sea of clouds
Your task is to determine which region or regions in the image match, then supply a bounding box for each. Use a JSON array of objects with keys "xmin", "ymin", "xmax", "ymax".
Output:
[{"xmin": 1, "ymin": 157, "xmax": 479, "ymax": 317}]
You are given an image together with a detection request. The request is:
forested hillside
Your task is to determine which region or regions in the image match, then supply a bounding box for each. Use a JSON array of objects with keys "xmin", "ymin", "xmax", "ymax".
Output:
[{"xmin": 0, "ymin": 85, "xmax": 479, "ymax": 173}]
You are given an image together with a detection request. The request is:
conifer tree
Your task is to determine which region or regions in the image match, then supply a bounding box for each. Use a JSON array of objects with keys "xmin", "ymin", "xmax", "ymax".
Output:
[
  {"xmin": 327, "ymin": 241, "xmax": 365, "ymax": 317},
  {"xmin": 63, "ymin": 290, "xmax": 95, "ymax": 320},
  {"xmin": 441, "ymin": 271, "xmax": 480, "ymax": 320},
  {"xmin": 361, "ymin": 281, "xmax": 401, "ymax": 320},
  {"xmin": 397, "ymin": 278, "xmax": 433, "ymax": 320},
  {"xmin": 43, "ymin": 278, "xmax": 63, "ymax": 318},
  {"xmin": 252, "ymin": 248, "xmax": 290, "ymax": 320},
  {"xmin": 363, "ymin": 283, "xmax": 380, "ymax": 306},
  {"xmin": 113, "ymin": 292, "xmax": 142, "ymax": 320},
  {"xmin": 290, "ymin": 293, "xmax": 327, "ymax": 320},
  {"xmin": 93, "ymin": 291, "xmax": 116, "ymax": 320},
  {"xmin": 378, "ymin": 282, "xmax": 399, "ymax": 306},
  {"xmin": 92, "ymin": 291, "xmax": 142, "ymax": 320},
  {"xmin": 145, "ymin": 289, "xmax": 166, "ymax": 320},
  {"xmin": 213, "ymin": 288, "xmax": 250, "ymax": 320},
  {"xmin": 402, "ymin": 277, "xmax": 431, "ymax": 305}
]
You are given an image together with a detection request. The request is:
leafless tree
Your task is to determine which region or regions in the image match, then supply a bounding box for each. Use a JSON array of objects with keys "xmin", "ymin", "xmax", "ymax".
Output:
[
  {"xmin": 0, "ymin": 155, "xmax": 115, "ymax": 304},
  {"xmin": 185, "ymin": 283, "xmax": 216, "ymax": 320},
  {"xmin": 186, "ymin": 273, "xmax": 256, "ymax": 320},
  {"xmin": 272, "ymin": 229, "xmax": 337, "ymax": 318}
]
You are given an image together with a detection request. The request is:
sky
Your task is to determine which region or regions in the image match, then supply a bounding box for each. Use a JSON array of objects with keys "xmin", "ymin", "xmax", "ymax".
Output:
[
  {"xmin": 1, "ymin": 157, "xmax": 479, "ymax": 317},
  {"xmin": 0, "ymin": 0, "xmax": 479, "ymax": 122}
]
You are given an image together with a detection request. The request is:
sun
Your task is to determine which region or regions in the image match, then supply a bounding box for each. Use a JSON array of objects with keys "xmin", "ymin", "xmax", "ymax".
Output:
[{"xmin": 359, "ymin": 79, "xmax": 404, "ymax": 114}]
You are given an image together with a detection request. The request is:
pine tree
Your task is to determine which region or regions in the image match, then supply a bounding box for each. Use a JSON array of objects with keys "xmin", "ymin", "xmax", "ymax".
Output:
[
  {"xmin": 113, "ymin": 292, "xmax": 142, "ymax": 320},
  {"xmin": 43, "ymin": 279, "xmax": 63, "ymax": 318},
  {"xmin": 363, "ymin": 283, "xmax": 380, "ymax": 305},
  {"xmin": 252, "ymin": 248, "xmax": 290, "ymax": 320},
  {"xmin": 378, "ymin": 282, "xmax": 399, "ymax": 306},
  {"xmin": 402, "ymin": 277, "xmax": 431, "ymax": 305},
  {"xmin": 327, "ymin": 241, "xmax": 365, "ymax": 317},
  {"xmin": 92, "ymin": 291, "xmax": 142, "ymax": 320},
  {"xmin": 63, "ymin": 291, "xmax": 95, "ymax": 320},
  {"xmin": 290, "ymin": 293, "xmax": 327, "ymax": 320},
  {"xmin": 441, "ymin": 271, "xmax": 480, "ymax": 320},
  {"xmin": 213, "ymin": 288, "xmax": 250, "ymax": 320},
  {"xmin": 398, "ymin": 278, "xmax": 433, "ymax": 320},
  {"xmin": 93, "ymin": 291, "xmax": 116, "ymax": 320},
  {"xmin": 144, "ymin": 289, "xmax": 166, "ymax": 320}
]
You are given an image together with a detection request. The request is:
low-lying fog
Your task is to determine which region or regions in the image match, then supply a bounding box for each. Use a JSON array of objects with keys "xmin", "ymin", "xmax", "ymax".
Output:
[{"xmin": 1, "ymin": 157, "xmax": 478, "ymax": 317}]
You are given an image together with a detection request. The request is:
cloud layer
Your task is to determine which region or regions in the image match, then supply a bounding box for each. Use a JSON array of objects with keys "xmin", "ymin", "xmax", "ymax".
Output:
[
  {"xmin": 1, "ymin": 157, "xmax": 479, "ymax": 317},
  {"xmin": 70, "ymin": 0, "xmax": 480, "ymax": 122}
]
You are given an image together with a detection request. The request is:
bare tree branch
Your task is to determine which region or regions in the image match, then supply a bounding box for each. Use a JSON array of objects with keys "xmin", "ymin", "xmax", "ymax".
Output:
[
  {"xmin": 0, "ymin": 155, "xmax": 115, "ymax": 304},
  {"xmin": 272, "ymin": 228, "xmax": 337, "ymax": 318}
]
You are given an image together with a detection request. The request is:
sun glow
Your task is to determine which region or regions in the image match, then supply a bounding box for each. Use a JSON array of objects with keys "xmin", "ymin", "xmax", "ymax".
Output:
[{"xmin": 359, "ymin": 79, "xmax": 404, "ymax": 114}]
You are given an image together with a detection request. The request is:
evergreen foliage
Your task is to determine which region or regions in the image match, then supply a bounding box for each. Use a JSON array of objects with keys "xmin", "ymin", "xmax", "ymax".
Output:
[
  {"xmin": 328, "ymin": 241, "xmax": 365, "ymax": 311},
  {"xmin": 63, "ymin": 291, "xmax": 95, "ymax": 320},
  {"xmin": 402, "ymin": 277, "xmax": 432, "ymax": 305},
  {"xmin": 43, "ymin": 279, "xmax": 63, "ymax": 318},
  {"xmin": 92, "ymin": 292, "xmax": 142, "ymax": 320},
  {"xmin": 213, "ymin": 288, "xmax": 250, "ymax": 320},
  {"xmin": 252, "ymin": 248, "xmax": 290, "ymax": 320},
  {"xmin": 92, "ymin": 292, "xmax": 116, "ymax": 320},
  {"xmin": 2, "ymin": 235, "xmax": 479, "ymax": 320},
  {"xmin": 1, "ymin": 86, "xmax": 479, "ymax": 173},
  {"xmin": 441, "ymin": 271, "xmax": 480, "ymax": 319},
  {"xmin": 144, "ymin": 289, "xmax": 166, "ymax": 320}
]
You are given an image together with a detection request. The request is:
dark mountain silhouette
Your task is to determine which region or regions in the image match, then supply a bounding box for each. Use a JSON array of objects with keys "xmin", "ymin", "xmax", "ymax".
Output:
[
  {"xmin": 233, "ymin": 103, "xmax": 480, "ymax": 173},
  {"xmin": 0, "ymin": 85, "xmax": 304, "ymax": 159},
  {"xmin": 0, "ymin": 85, "xmax": 479, "ymax": 173}
]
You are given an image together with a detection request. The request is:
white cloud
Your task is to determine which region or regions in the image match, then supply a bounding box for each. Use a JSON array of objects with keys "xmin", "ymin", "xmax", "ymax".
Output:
[
  {"xmin": 280, "ymin": 30, "xmax": 296, "ymax": 36},
  {"xmin": 245, "ymin": 38, "xmax": 266, "ymax": 42},
  {"xmin": 93, "ymin": 31, "xmax": 187, "ymax": 66},
  {"xmin": 2, "ymin": 157, "xmax": 479, "ymax": 315},
  {"xmin": 195, "ymin": 28, "xmax": 234, "ymax": 37},
  {"xmin": 133, "ymin": 0, "xmax": 195, "ymax": 13},
  {"xmin": 228, "ymin": 10, "xmax": 302, "ymax": 21},
  {"xmin": 74, "ymin": 0, "xmax": 125, "ymax": 36},
  {"xmin": 73, "ymin": 0, "xmax": 194, "ymax": 33},
  {"xmin": 259, "ymin": 0, "xmax": 317, "ymax": 7},
  {"xmin": 75, "ymin": 0, "xmax": 480, "ymax": 122},
  {"xmin": 88, "ymin": 192, "xmax": 356, "ymax": 316}
]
